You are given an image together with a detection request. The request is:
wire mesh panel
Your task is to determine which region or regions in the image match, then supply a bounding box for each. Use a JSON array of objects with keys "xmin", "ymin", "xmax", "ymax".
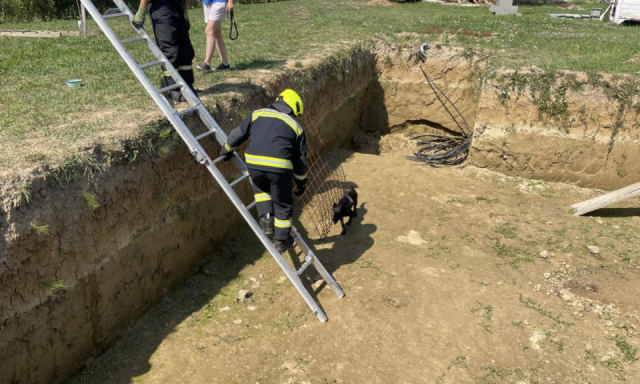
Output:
[{"xmin": 245, "ymin": 76, "xmax": 346, "ymax": 239}]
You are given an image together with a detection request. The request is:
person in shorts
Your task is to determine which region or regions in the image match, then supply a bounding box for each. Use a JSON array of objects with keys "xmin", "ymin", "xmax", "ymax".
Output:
[{"xmin": 197, "ymin": 0, "xmax": 233, "ymax": 71}]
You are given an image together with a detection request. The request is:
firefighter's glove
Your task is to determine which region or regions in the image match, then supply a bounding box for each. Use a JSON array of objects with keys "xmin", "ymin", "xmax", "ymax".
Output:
[
  {"xmin": 183, "ymin": 8, "xmax": 191, "ymax": 29},
  {"xmin": 132, "ymin": 7, "xmax": 147, "ymax": 29},
  {"xmin": 220, "ymin": 148, "xmax": 234, "ymax": 162}
]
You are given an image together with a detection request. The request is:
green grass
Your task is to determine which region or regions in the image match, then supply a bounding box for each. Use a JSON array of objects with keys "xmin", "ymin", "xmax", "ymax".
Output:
[
  {"xmin": 613, "ymin": 334, "xmax": 638, "ymax": 362},
  {"xmin": 1, "ymin": 0, "xmax": 639, "ymax": 173},
  {"xmin": 44, "ymin": 279, "xmax": 69, "ymax": 292},
  {"xmin": 81, "ymin": 190, "xmax": 100, "ymax": 213},
  {"xmin": 30, "ymin": 220, "xmax": 51, "ymax": 236}
]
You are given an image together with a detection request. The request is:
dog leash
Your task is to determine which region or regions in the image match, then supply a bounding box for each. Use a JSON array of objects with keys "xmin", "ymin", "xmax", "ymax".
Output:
[{"xmin": 229, "ymin": 9, "xmax": 238, "ymax": 40}]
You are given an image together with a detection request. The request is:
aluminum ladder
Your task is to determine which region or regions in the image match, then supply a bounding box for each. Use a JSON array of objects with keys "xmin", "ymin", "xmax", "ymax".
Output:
[{"xmin": 79, "ymin": 0, "xmax": 344, "ymax": 322}]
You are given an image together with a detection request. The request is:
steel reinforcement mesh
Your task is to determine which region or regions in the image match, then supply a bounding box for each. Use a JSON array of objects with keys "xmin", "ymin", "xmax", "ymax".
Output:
[{"xmin": 245, "ymin": 77, "xmax": 346, "ymax": 239}]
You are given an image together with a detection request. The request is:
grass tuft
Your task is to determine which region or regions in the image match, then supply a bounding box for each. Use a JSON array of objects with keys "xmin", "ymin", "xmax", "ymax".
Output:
[
  {"xmin": 30, "ymin": 220, "xmax": 52, "ymax": 237},
  {"xmin": 81, "ymin": 191, "xmax": 100, "ymax": 213}
]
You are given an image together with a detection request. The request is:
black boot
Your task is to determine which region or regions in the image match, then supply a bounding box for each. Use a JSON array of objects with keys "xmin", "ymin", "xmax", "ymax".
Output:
[
  {"xmin": 260, "ymin": 213, "xmax": 274, "ymax": 236},
  {"xmin": 275, "ymin": 235, "xmax": 294, "ymax": 253}
]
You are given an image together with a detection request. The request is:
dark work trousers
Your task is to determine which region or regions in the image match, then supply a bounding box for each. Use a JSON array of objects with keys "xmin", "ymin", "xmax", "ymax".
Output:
[
  {"xmin": 149, "ymin": 0, "xmax": 195, "ymax": 92},
  {"xmin": 249, "ymin": 169, "xmax": 293, "ymax": 241}
]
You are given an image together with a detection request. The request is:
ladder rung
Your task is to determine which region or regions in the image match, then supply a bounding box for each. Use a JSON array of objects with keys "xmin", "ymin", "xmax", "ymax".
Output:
[
  {"xmin": 246, "ymin": 201, "xmax": 257, "ymax": 210},
  {"xmin": 140, "ymin": 60, "xmax": 163, "ymax": 69},
  {"xmin": 178, "ymin": 106, "xmax": 199, "ymax": 116},
  {"xmin": 229, "ymin": 173, "xmax": 249, "ymax": 187},
  {"xmin": 121, "ymin": 36, "xmax": 146, "ymax": 44},
  {"xmin": 195, "ymin": 130, "xmax": 215, "ymax": 140},
  {"xmin": 103, "ymin": 12, "xmax": 127, "ymax": 19},
  {"xmin": 295, "ymin": 256, "xmax": 313, "ymax": 276},
  {"xmin": 157, "ymin": 83, "xmax": 181, "ymax": 94}
]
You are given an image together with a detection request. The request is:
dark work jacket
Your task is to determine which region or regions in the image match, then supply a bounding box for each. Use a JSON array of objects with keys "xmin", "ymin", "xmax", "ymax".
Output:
[{"xmin": 225, "ymin": 101, "xmax": 308, "ymax": 185}]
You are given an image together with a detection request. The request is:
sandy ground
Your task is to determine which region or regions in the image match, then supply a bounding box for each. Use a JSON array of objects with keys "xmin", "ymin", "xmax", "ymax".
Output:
[{"xmin": 69, "ymin": 138, "xmax": 640, "ymax": 384}]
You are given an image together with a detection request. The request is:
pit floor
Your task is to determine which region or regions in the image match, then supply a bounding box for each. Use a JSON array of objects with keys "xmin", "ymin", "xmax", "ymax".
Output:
[{"xmin": 69, "ymin": 145, "xmax": 640, "ymax": 384}]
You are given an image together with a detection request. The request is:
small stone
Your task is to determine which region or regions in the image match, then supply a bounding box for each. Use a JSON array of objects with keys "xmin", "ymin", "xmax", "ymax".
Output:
[
  {"xmin": 588, "ymin": 245, "xmax": 601, "ymax": 255},
  {"xmin": 539, "ymin": 250, "xmax": 548, "ymax": 259},
  {"xmin": 503, "ymin": 155, "xmax": 508, "ymax": 160},
  {"xmin": 544, "ymin": 273, "xmax": 551, "ymax": 279},
  {"xmin": 234, "ymin": 319, "xmax": 242, "ymax": 325},
  {"xmin": 249, "ymin": 277, "xmax": 257, "ymax": 282},
  {"xmin": 219, "ymin": 306, "xmax": 231, "ymax": 312},
  {"xmin": 248, "ymin": 306, "xmax": 256, "ymax": 311},
  {"xmin": 237, "ymin": 290, "xmax": 253, "ymax": 303},
  {"xmin": 562, "ymin": 293, "xmax": 571, "ymax": 302},
  {"xmin": 523, "ymin": 320, "xmax": 529, "ymax": 325},
  {"xmin": 277, "ymin": 276, "xmax": 287, "ymax": 284},
  {"xmin": 259, "ymin": 274, "xmax": 265, "ymax": 279},
  {"xmin": 546, "ymin": 221, "xmax": 553, "ymax": 225},
  {"xmin": 605, "ymin": 321, "xmax": 613, "ymax": 327}
]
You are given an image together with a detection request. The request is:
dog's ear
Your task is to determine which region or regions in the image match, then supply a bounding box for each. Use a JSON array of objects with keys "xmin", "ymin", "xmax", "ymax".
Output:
[{"xmin": 333, "ymin": 202, "xmax": 337, "ymax": 208}]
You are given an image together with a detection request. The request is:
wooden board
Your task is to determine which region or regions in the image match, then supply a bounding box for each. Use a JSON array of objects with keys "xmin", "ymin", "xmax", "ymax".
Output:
[
  {"xmin": 571, "ymin": 181, "xmax": 640, "ymax": 216},
  {"xmin": 0, "ymin": 30, "xmax": 82, "ymax": 38}
]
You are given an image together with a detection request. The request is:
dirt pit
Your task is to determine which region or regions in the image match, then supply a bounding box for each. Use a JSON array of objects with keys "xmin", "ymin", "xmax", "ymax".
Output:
[{"xmin": 69, "ymin": 137, "xmax": 640, "ymax": 384}]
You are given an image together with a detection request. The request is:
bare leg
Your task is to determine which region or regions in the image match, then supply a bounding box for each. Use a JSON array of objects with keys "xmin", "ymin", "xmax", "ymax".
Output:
[
  {"xmin": 204, "ymin": 20, "xmax": 216, "ymax": 64},
  {"xmin": 212, "ymin": 20, "xmax": 228, "ymax": 65}
]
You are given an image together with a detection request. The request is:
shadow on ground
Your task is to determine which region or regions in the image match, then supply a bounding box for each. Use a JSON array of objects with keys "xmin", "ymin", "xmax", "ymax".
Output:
[
  {"xmin": 292, "ymin": 203, "xmax": 376, "ymax": 306},
  {"xmin": 69, "ymin": 173, "xmax": 373, "ymax": 384},
  {"xmin": 585, "ymin": 207, "xmax": 640, "ymax": 217}
]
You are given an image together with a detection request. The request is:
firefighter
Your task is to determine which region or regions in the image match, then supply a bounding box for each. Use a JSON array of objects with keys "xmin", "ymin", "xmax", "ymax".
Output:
[
  {"xmin": 220, "ymin": 89, "xmax": 307, "ymax": 253},
  {"xmin": 132, "ymin": 0, "xmax": 196, "ymax": 102}
]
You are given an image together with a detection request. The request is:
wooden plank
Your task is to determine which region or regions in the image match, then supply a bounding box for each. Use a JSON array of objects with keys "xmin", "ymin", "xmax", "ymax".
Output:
[
  {"xmin": 0, "ymin": 30, "xmax": 82, "ymax": 38},
  {"xmin": 571, "ymin": 181, "xmax": 640, "ymax": 216}
]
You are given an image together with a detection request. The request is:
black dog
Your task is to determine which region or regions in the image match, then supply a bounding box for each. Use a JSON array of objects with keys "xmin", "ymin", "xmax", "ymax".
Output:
[{"xmin": 333, "ymin": 187, "xmax": 358, "ymax": 235}]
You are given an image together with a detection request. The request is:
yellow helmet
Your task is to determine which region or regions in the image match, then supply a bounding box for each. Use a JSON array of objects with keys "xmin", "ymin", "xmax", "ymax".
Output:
[{"xmin": 276, "ymin": 89, "xmax": 304, "ymax": 117}]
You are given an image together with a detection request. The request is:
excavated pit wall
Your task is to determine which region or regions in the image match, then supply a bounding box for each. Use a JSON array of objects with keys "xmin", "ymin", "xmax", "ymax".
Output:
[
  {"xmin": 362, "ymin": 46, "xmax": 480, "ymax": 139},
  {"xmin": 0, "ymin": 48, "xmax": 377, "ymax": 384},
  {"xmin": 470, "ymin": 70, "xmax": 640, "ymax": 190},
  {"xmin": 4, "ymin": 44, "xmax": 638, "ymax": 384}
]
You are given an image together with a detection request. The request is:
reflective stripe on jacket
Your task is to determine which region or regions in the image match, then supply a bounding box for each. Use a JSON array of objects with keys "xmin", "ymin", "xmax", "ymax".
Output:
[{"xmin": 224, "ymin": 101, "xmax": 308, "ymax": 182}]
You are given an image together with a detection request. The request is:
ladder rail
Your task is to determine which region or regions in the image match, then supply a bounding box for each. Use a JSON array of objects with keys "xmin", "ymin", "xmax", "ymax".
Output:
[
  {"xmin": 80, "ymin": 0, "xmax": 342, "ymax": 322},
  {"xmin": 202, "ymin": 160, "xmax": 329, "ymax": 321},
  {"xmin": 81, "ymin": 0, "xmax": 221, "ymax": 167},
  {"xmin": 292, "ymin": 227, "xmax": 345, "ymax": 298}
]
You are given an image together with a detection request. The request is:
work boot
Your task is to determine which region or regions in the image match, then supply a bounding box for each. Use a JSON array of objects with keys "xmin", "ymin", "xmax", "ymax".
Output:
[
  {"xmin": 259, "ymin": 213, "xmax": 274, "ymax": 236},
  {"xmin": 275, "ymin": 235, "xmax": 295, "ymax": 253}
]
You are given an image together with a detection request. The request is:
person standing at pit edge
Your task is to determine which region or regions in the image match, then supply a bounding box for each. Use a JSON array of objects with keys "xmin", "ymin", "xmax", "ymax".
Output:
[
  {"xmin": 132, "ymin": 0, "xmax": 196, "ymax": 103},
  {"xmin": 219, "ymin": 89, "xmax": 307, "ymax": 253},
  {"xmin": 196, "ymin": 0, "xmax": 233, "ymax": 71}
]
